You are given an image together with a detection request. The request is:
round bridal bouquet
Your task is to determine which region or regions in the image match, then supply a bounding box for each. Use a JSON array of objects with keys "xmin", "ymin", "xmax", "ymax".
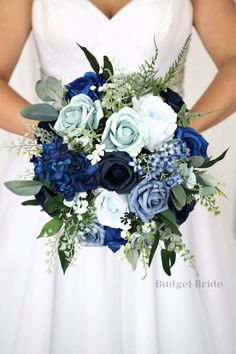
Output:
[{"xmin": 3, "ymin": 39, "xmax": 227, "ymax": 275}]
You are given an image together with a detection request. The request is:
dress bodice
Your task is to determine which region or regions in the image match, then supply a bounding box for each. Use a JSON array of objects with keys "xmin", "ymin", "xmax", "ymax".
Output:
[{"xmin": 32, "ymin": 0, "xmax": 193, "ymax": 91}]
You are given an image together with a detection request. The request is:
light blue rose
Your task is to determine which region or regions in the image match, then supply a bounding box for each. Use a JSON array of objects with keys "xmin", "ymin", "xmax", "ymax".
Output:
[
  {"xmin": 101, "ymin": 107, "xmax": 148, "ymax": 157},
  {"xmin": 82, "ymin": 218, "xmax": 105, "ymax": 247},
  {"xmin": 54, "ymin": 93, "xmax": 103, "ymax": 133},
  {"xmin": 128, "ymin": 178, "xmax": 169, "ymax": 223}
]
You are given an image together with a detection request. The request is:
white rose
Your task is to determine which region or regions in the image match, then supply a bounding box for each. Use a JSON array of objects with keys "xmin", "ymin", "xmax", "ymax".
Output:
[
  {"xmin": 95, "ymin": 190, "xmax": 129, "ymax": 230},
  {"xmin": 132, "ymin": 95, "xmax": 177, "ymax": 151}
]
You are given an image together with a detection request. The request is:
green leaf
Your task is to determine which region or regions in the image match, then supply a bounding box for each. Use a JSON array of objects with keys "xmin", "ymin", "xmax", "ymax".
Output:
[
  {"xmin": 4, "ymin": 180, "xmax": 43, "ymax": 196},
  {"xmin": 46, "ymin": 76, "xmax": 64, "ymax": 102},
  {"xmin": 171, "ymin": 184, "xmax": 187, "ymax": 207},
  {"xmin": 22, "ymin": 199, "xmax": 40, "ymax": 206},
  {"xmin": 77, "ymin": 44, "xmax": 100, "ymax": 73},
  {"xmin": 171, "ymin": 193, "xmax": 183, "ymax": 211},
  {"xmin": 58, "ymin": 242, "xmax": 75, "ymax": 274},
  {"xmin": 169, "ymin": 251, "xmax": 176, "ymax": 267},
  {"xmin": 161, "ymin": 249, "xmax": 171, "ymax": 276},
  {"xmin": 102, "ymin": 55, "xmax": 114, "ymax": 80},
  {"xmin": 159, "ymin": 209, "xmax": 182, "ymax": 236},
  {"xmin": 201, "ymin": 148, "xmax": 229, "ymax": 168},
  {"xmin": 37, "ymin": 217, "xmax": 63, "ymax": 238},
  {"xmin": 148, "ymin": 229, "xmax": 160, "ymax": 267},
  {"xmin": 201, "ymin": 186, "xmax": 216, "ymax": 196},
  {"xmin": 188, "ymin": 156, "xmax": 205, "ymax": 168},
  {"xmin": 44, "ymin": 195, "xmax": 65, "ymax": 214},
  {"xmin": 126, "ymin": 248, "xmax": 140, "ymax": 271},
  {"xmin": 21, "ymin": 103, "xmax": 59, "ymax": 122},
  {"xmin": 35, "ymin": 80, "xmax": 52, "ymax": 102}
]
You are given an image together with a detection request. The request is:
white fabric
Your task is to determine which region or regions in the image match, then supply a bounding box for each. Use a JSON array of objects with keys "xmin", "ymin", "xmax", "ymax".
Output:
[{"xmin": 0, "ymin": 1, "xmax": 236, "ymax": 354}]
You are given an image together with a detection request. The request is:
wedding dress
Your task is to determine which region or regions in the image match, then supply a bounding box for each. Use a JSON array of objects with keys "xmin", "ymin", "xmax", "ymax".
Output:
[{"xmin": 0, "ymin": 1, "xmax": 236, "ymax": 353}]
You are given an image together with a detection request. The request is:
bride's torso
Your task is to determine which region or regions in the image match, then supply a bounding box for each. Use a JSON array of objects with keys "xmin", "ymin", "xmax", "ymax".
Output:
[{"xmin": 32, "ymin": 0, "xmax": 192, "ymax": 87}]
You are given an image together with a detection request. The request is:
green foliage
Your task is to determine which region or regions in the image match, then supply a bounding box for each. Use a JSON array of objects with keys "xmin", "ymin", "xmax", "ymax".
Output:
[
  {"xmin": 102, "ymin": 55, "xmax": 114, "ymax": 80},
  {"xmin": 201, "ymin": 148, "xmax": 229, "ymax": 168},
  {"xmin": 4, "ymin": 180, "xmax": 43, "ymax": 196},
  {"xmin": 36, "ymin": 76, "xmax": 64, "ymax": 104},
  {"xmin": 188, "ymin": 156, "xmax": 205, "ymax": 168},
  {"xmin": 22, "ymin": 199, "xmax": 40, "ymax": 206},
  {"xmin": 38, "ymin": 217, "xmax": 63, "ymax": 238},
  {"xmin": 77, "ymin": 43, "xmax": 100, "ymax": 73},
  {"xmin": 148, "ymin": 229, "xmax": 160, "ymax": 267},
  {"xmin": 158, "ymin": 209, "xmax": 182, "ymax": 236},
  {"xmin": 44, "ymin": 195, "xmax": 65, "ymax": 214},
  {"xmin": 126, "ymin": 248, "xmax": 140, "ymax": 271},
  {"xmin": 171, "ymin": 184, "xmax": 187, "ymax": 209},
  {"xmin": 21, "ymin": 103, "xmax": 59, "ymax": 122}
]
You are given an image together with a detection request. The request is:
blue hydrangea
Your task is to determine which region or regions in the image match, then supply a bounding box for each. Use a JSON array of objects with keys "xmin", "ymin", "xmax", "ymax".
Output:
[{"xmin": 31, "ymin": 136, "xmax": 98, "ymax": 201}]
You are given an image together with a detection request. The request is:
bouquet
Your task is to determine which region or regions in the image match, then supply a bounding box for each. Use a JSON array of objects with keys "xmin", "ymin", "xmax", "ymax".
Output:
[{"xmin": 3, "ymin": 39, "xmax": 227, "ymax": 276}]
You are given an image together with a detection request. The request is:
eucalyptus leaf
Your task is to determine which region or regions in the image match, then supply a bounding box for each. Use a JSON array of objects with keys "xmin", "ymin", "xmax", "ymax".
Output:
[
  {"xmin": 188, "ymin": 156, "xmax": 205, "ymax": 168},
  {"xmin": 171, "ymin": 193, "xmax": 183, "ymax": 211},
  {"xmin": 35, "ymin": 80, "xmax": 52, "ymax": 102},
  {"xmin": 171, "ymin": 184, "xmax": 187, "ymax": 207},
  {"xmin": 46, "ymin": 76, "xmax": 64, "ymax": 102},
  {"xmin": 5, "ymin": 180, "xmax": 43, "ymax": 196},
  {"xmin": 201, "ymin": 186, "xmax": 216, "ymax": 196},
  {"xmin": 126, "ymin": 248, "xmax": 140, "ymax": 271},
  {"xmin": 77, "ymin": 43, "xmax": 100, "ymax": 74},
  {"xmin": 148, "ymin": 229, "xmax": 160, "ymax": 267},
  {"xmin": 161, "ymin": 249, "xmax": 171, "ymax": 276},
  {"xmin": 37, "ymin": 217, "xmax": 63, "ymax": 238},
  {"xmin": 21, "ymin": 104, "xmax": 59, "ymax": 122}
]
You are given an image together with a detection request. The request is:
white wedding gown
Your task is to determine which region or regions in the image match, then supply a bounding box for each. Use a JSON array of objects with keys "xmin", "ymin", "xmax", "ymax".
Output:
[{"xmin": 0, "ymin": 1, "xmax": 236, "ymax": 353}]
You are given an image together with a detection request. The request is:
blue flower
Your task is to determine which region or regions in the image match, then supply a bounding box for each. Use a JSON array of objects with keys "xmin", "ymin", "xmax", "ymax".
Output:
[
  {"xmin": 104, "ymin": 227, "xmax": 127, "ymax": 252},
  {"xmin": 83, "ymin": 218, "xmax": 106, "ymax": 247},
  {"xmin": 160, "ymin": 88, "xmax": 185, "ymax": 113},
  {"xmin": 65, "ymin": 72, "xmax": 105, "ymax": 101},
  {"xmin": 175, "ymin": 127, "xmax": 209, "ymax": 159},
  {"xmin": 128, "ymin": 178, "xmax": 170, "ymax": 223},
  {"xmin": 169, "ymin": 199, "xmax": 196, "ymax": 225},
  {"xmin": 32, "ymin": 136, "xmax": 98, "ymax": 201}
]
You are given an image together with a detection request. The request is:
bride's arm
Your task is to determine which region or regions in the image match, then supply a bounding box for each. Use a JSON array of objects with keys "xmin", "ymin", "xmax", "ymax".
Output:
[
  {"xmin": 0, "ymin": 0, "xmax": 37, "ymax": 135},
  {"xmin": 190, "ymin": 0, "xmax": 236, "ymax": 133}
]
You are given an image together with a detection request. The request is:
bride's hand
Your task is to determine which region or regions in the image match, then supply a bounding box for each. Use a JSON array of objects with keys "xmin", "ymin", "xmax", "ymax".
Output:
[
  {"xmin": 190, "ymin": 0, "xmax": 236, "ymax": 132},
  {"xmin": 0, "ymin": 0, "xmax": 37, "ymax": 136}
]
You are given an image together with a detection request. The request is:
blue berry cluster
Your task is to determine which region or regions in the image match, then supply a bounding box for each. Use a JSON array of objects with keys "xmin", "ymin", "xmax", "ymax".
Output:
[
  {"xmin": 130, "ymin": 140, "xmax": 190, "ymax": 188},
  {"xmin": 32, "ymin": 136, "xmax": 98, "ymax": 201}
]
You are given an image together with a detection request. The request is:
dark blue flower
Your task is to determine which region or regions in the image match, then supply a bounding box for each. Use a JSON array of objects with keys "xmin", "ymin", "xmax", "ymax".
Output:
[
  {"xmin": 104, "ymin": 227, "xmax": 127, "ymax": 252},
  {"xmin": 31, "ymin": 136, "xmax": 98, "ymax": 201},
  {"xmin": 175, "ymin": 127, "xmax": 209, "ymax": 159},
  {"xmin": 65, "ymin": 72, "xmax": 105, "ymax": 101},
  {"xmin": 96, "ymin": 151, "xmax": 140, "ymax": 194},
  {"xmin": 169, "ymin": 199, "xmax": 196, "ymax": 225},
  {"xmin": 160, "ymin": 88, "xmax": 185, "ymax": 113}
]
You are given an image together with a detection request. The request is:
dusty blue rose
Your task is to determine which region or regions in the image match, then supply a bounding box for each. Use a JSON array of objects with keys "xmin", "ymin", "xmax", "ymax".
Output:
[
  {"xmin": 128, "ymin": 178, "xmax": 169, "ymax": 223},
  {"xmin": 83, "ymin": 218, "xmax": 106, "ymax": 247},
  {"xmin": 54, "ymin": 94, "xmax": 103, "ymax": 133}
]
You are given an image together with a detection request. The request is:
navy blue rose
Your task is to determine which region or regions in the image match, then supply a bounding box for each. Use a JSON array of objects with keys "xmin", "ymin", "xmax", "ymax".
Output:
[
  {"xmin": 128, "ymin": 178, "xmax": 170, "ymax": 223},
  {"xmin": 96, "ymin": 151, "xmax": 140, "ymax": 194},
  {"xmin": 160, "ymin": 88, "xmax": 185, "ymax": 113},
  {"xmin": 104, "ymin": 227, "xmax": 127, "ymax": 253},
  {"xmin": 175, "ymin": 127, "xmax": 209, "ymax": 159},
  {"xmin": 32, "ymin": 136, "xmax": 98, "ymax": 201},
  {"xmin": 65, "ymin": 72, "xmax": 105, "ymax": 101},
  {"xmin": 169, "ymin": 199, "xmax": 196, "ymax": 225}
]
